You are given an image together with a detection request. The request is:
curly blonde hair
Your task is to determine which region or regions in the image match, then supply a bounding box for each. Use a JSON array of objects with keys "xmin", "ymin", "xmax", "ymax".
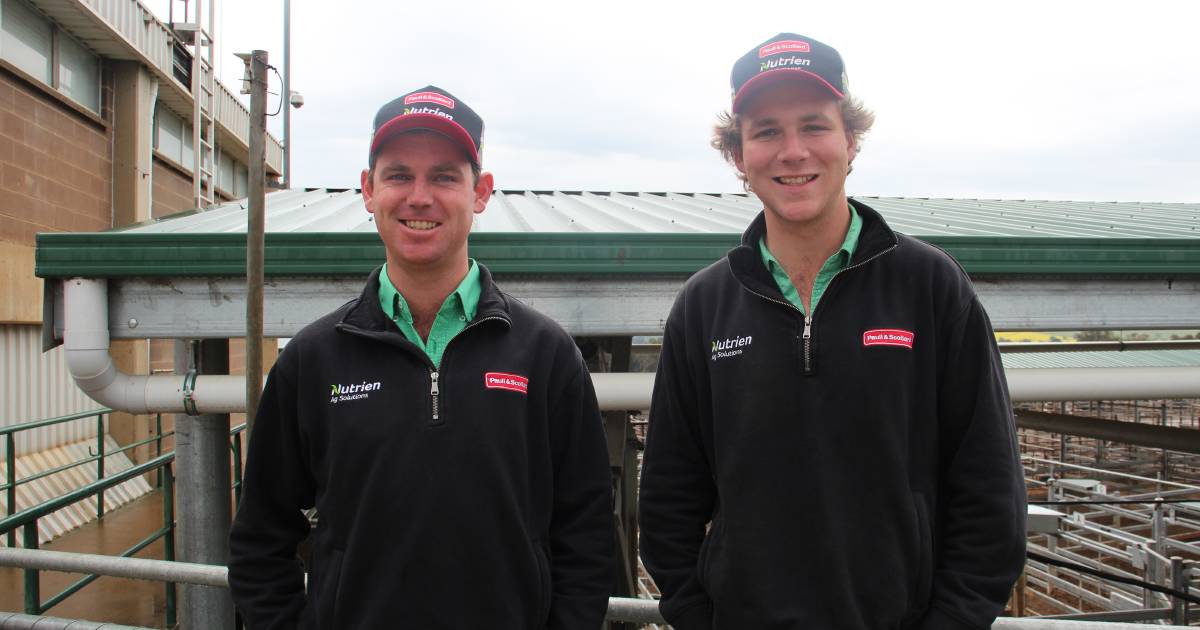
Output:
[{"xmin": 712, "ymin": 94, "xmax": 875, "ymax": 188}]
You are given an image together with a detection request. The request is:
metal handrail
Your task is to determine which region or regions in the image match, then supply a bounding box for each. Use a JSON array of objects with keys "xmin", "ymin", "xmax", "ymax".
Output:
[
  {"xmin": 0, "ymin": 453, "xmax": 178, "ymax": 624},
  {"xmin": 0, "ymin": 408, "xmax": 112, "ymax": 436},
  {"xmin": 0, "ymin": 430, "xmax": 176, "ymax": 492},
  {"xmin": 0, "ymin": 454, "xmax": 173, "ymax": 533},
  {"xmin": 0, "ymin": 548, "xmax": 1190, "ymax": 628}
]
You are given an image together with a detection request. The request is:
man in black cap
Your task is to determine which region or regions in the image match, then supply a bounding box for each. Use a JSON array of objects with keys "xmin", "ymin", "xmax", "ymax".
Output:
[
  {"xmin": 638, "ymin": 34, "xmax": 1026, "ymax": 629},
  {"xmin": 229, "ymin": 86, "xmax": 614, "ymax": 629}
]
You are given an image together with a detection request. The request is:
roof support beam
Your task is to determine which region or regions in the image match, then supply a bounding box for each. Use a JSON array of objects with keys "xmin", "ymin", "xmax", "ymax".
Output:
[{"xmin": 44, "ymin": 276, "xmax": 1200, "ymax": 342}]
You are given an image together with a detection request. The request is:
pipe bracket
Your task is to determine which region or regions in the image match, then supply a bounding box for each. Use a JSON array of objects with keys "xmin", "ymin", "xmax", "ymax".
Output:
[{"xmin": 181, "ymin": 369, "xmax": 199, "ymax": 417}]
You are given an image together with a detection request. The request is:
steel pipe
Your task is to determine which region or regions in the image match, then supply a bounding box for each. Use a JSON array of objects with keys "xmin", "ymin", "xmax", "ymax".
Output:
[
  {"xmin": 0, "ymin": 548, "xmax": 228, "ymax": 587},
  {"xmin": 0, "ymin": 612, "xmax": 155, "ymax": 629},
  {"xmin": 0, "ymin": 548, "xmax": 1191, "ymax": 627},
  {"xmin": 1016, "ymin": 410, "xmax": 1200, "ymax": 454}
]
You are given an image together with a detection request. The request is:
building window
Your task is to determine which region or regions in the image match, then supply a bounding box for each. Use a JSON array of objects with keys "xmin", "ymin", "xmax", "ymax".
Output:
[
  {"xmin": 56, "ymin": 31, "xmax": 98, "ymax": 112},
  {"xmin": 0, "ymin": 0, "xmax": 101, "ymax": 113}
]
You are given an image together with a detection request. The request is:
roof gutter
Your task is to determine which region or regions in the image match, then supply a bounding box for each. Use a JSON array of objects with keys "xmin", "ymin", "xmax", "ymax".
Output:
[
  {"xmin": 64, "ymin": 278, "xmax": 244, "ymax": 414},
  {"xmin": 63, "ymin": 277, "xmax": 1199, "ymax": 415}
]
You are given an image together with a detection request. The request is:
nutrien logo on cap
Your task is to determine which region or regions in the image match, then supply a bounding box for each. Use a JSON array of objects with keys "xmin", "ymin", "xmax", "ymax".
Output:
[
  {"xmin": 759, "ymin": 40, "xmax": 811, "ymax": 58},
  {"xmin": 404, "ymin": 92, "xmax": 455, "ymax": 109},
  {"xmin": 863, "ymin": 329, "xmax": 915, "ymax": 349},
  {"xmin": 485, "ymin": 372, "xmax": 529, "ymax": 394}
]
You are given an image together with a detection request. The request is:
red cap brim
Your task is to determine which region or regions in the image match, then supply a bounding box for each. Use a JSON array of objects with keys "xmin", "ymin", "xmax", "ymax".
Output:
[
  {"xmin": 733, "ymin": 69, "xmax": 844, "ymax": 113},
  {"xmin": 370, "ymin": 114, "xmax": 480, "ymax": 164}
]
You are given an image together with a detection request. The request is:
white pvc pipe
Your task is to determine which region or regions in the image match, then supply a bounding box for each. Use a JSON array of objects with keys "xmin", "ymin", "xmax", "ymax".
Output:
[
  {"xmin": 1005, "ymin": 367, "xmax": 1200, "ymax": 403},
  {"xmin": 593, "ymin": 369, "xmax": 1200, "ymax": 410},
  {"xmin": 64, "ymin": 278, "xmax": 246, "ymax": 415},
  {"xmin": 63, "ymin": 277, "xmax": 1200, "ymax": 415}
]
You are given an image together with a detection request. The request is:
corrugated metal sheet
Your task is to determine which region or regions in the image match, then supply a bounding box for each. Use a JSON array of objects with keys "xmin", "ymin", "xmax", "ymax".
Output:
[
  {"xmin": 118, "ymin": 189, "xmax": 1200, "ymax": 238},
  {"xmin": 0, "ymin": 434, "xmax": 152, "ymax": 545},
  {"xmin": 1, "ymin": 324, "xmax": 99, "ymax": 455},
  {"xmin": 1002, "ymin": 350, "xmax": 1200, "ymax": 370}
]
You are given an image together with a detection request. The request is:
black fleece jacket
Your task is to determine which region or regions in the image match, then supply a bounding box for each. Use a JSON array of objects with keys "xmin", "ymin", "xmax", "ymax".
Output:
[
  {"xmin": 228, "ymin": 264, "xmax": 614, "ymax": 629},
  {"xmin": 639, "ymin": 200, "xmax": 1026, "ymax": 630}
]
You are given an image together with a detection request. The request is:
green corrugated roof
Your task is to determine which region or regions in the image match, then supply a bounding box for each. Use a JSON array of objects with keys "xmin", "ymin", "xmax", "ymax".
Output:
[{"xmin": 34, "ymin": 191, "xmax": 1200, "ymax": 278}]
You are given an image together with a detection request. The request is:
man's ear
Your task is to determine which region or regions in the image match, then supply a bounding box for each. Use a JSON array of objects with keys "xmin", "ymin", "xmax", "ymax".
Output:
[
  {"xmin": 473, "ymin": 171, "xmax": 495, "ymax": 214},
  {"xmin": 361, "ymin": 168, "xmax": 375, "ymax": 211}
]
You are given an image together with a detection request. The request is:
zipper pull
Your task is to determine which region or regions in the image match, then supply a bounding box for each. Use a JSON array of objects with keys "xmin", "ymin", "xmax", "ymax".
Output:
[
  {"xmin": 430, "ymin": 370, "xmax": 440, "ymax": 422},
  {"xmin": 802, "ymin": 317, "xmax": 814, "ymax": 374}
]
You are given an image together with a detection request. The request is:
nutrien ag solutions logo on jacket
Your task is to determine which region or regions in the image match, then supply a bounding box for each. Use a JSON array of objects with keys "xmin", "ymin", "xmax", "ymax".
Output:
[
  {"xmin": 711, "ymin": 334, "xmax": 753, "ymax": 361},
  {"xmin": 329, "ymin": 381, "xmax": 382, "ymax": 404}
]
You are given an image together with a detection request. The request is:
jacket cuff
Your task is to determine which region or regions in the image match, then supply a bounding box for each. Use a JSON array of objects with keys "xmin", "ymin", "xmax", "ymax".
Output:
[
  {"xmin": 663, "ymin": 599, "xmax": 713, "ymax": 630},
  {"xmin": 911, "ymin": 605, "xmax": 984, "ymax": 630}
]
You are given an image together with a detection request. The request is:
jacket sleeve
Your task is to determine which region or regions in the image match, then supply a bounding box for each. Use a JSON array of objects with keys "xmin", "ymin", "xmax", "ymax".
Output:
[
  {"xmin": 228, "ymin": 357, "xmax": 316, "ymax": 630},
  {"xmin": 638, "ymin": 303, "xmax": 716, "ymax": 630},
  {"xmin": 545, "ymin": 359, "xmax": 615, "ymax": 630},
  {"xmin": 916, "ymin": 297, "xmax": 1027, "ymax": 630}
]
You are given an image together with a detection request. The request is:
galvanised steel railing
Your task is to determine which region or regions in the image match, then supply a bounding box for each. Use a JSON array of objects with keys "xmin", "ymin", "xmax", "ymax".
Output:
[{"xmin": 0, "ymin": 547, "xmax": 1193, "ymax": 628}]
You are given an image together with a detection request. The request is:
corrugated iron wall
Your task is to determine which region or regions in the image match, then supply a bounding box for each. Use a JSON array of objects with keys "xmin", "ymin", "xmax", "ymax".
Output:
[{"xmin": 1, "ymin": 324, "xmax": 100, "ymax": 455}]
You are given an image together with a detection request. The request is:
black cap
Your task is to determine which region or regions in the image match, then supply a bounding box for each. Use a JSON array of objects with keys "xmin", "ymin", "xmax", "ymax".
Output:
[
  {"xmin": 369, "ymin": 85, "xmax": 484, "ymax": 166},
  {"xmin": 730, "ymin": 33, "xmax": 846, "ymax": 113}
]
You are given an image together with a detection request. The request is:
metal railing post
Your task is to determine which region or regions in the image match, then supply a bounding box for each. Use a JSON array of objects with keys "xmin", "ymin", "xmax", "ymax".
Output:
[
  {"xmin": 95, "ymin": 413, "xmax": 105, "ymax": 518},
  {"xmin": 155, "ymin": 414, "xmax": 163, "ymax": 488},
  {"xmin": 164, "ymin": 462, "xmax": 176, "ymax": 629},
  {"xmin": 23, "ymin": 522, "xmax": 39, "ymax": 614},
  {"xmin": 1171, "ymin": 556, "xmax": 1186, "ymax": 625},
  {"xmin": 6, "ymin": 433, "xmax": 15, "ymax": 547},
  {"xmin": 232, "ymin": 431, "xmax": 243, "ymax": 507}
]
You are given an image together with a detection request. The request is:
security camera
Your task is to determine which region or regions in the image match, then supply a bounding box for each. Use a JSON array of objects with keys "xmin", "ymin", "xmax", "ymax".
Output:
[{"xmin": 289, "ymin": 91, "xmax": 304, "ymax": 109}]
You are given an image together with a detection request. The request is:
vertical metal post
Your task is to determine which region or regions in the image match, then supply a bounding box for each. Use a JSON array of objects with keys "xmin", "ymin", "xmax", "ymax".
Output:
[
  {"xmin": 232, "ymin": 432, "xmax": 244, "ymax": 506},
  {"xmin": 164, "ymin": 462, "xmax": 176, "ymax": 628},
  {"xmin": 177, "ymin": 340, "xmax": 234, "ymax": 629},
  {"xmin": 5, "ymin": 433, "xmax": 15, "ymax": 547},
  {"xmin": 1171, "ymin": 556, "xmax": 1186, "ymax": 625},
  {"xmin": 156, "ymin": 413, "xmax": 164, "ymax": 488},
  {"xmin": 23, "ymin": 522, "xmax": 39, "ymax": 614},
  {"xmin": 1161, "ymin": 404, "xmax": 1170, "ymax": 479},
  {"xmin": 245, "ymin": 49, "xmax": 268, "ymax": 442},
  {"xmin": 96, "ymin": 412, "xmax": 105, "ymax": 518},
  {"xmin": 282, "ymin": 0, "xmax": 291, "ymax": 188}
]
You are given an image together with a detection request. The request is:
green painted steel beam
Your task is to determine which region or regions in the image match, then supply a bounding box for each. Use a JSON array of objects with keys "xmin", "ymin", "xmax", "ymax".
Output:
[{"xmin": 34, "ymin": 232, "xmax": 1200, "ymax": 278}]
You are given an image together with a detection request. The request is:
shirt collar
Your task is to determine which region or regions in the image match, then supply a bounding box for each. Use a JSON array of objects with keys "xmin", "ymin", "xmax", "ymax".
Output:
[
  {"xmin": 759, "ymin": 203, "xmax": 862, "ymax": 273},
  {"xmin": 377, "ymin": 259, "xmax": 481, "ymax": 325}
]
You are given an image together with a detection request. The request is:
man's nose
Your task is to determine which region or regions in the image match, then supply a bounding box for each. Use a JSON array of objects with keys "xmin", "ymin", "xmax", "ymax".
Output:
[{"xmin": 408, "ymin": 178, "xmax": 433, "ymax": 206}]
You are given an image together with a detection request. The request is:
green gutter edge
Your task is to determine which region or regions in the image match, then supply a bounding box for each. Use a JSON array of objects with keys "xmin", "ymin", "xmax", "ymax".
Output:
[{"xmin": 35, "ymin": 232, "xmax": 1200, "ymax": 278}]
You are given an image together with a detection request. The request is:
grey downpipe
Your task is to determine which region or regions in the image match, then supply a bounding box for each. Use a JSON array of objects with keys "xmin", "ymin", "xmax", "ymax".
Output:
[{"xmin": 63, "ymin": 278, "xmax": 245, "ymax": 415}]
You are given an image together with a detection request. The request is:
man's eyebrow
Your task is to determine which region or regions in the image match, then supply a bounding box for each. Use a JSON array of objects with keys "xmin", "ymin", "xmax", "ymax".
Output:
[
  {"xmin": 378, "ymin": 164, "xmax": 412, "ymax": 173},
  {"xmin": 430, "ymin": 162, "xmax": 462, "ymax": 173},
  {"xmin": 747, "ymin": 116, "xmax": 779, "ymax": 129}
]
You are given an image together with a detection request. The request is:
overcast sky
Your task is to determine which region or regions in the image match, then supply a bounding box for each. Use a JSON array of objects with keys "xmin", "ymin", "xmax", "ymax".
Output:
[{"xmin": 143, "ymin": 0, "xmax": 1199, "ymax": 202}]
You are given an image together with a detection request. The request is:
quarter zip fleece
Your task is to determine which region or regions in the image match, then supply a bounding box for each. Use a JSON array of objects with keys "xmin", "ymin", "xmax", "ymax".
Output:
[
  {"xmin": 230, "ymin": 264, "xmax": 614, "ymax": 630},
  {"xmin": 639, "ymin": 199, "xmax": 1027, "ymax": 630}
]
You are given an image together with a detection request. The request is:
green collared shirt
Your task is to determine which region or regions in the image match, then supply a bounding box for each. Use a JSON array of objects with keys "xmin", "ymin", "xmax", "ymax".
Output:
[
  {"xmin": 377, "ymin": 260, "xmax": 481, "ymax": 368},
  {"xmin": 759, "ymin": 205, "xmax": 862, "ymax": 315}
]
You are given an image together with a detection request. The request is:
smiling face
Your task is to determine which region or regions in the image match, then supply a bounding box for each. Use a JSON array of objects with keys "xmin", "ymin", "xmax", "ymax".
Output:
[
  {"xmin": 734, "ymin": 81, "xmax": 857, "ymax": 230},
  {"xmin": 361, "ymin": 131, "xmax": 493, "ymax": 277}
]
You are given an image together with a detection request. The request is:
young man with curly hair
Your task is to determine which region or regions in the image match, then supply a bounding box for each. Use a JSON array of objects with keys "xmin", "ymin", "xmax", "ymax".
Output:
[{"xmin": 639, "ymin": 33, "xmax": 1026, "ymax": 630}]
